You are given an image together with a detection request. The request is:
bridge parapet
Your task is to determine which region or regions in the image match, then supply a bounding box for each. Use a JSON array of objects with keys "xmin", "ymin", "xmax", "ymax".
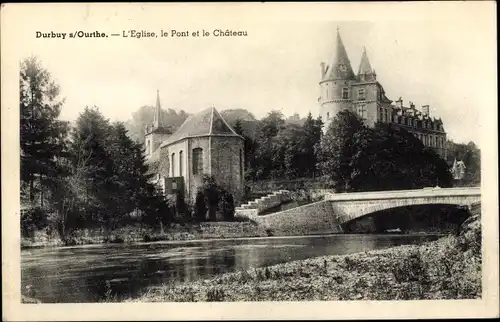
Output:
[{"xmin": 325, "ymin": 187, "xmax": 481, "ymax": 202}]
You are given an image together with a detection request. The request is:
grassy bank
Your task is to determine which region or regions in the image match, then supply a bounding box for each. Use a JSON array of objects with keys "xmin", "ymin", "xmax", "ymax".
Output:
[
  {"xmin": 128, "ymin": 212, "xmax": 481, "ymax": 301},
  {"xmin": 21, "ymin": 220, "xmax": 269, "ymax": 249}
]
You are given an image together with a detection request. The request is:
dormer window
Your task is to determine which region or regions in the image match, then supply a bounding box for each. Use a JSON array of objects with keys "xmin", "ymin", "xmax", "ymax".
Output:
[
  {"xmin": 358, "ymin": 89, "xmax": 366, "ymax": 100},
  {"xmin": 342, "ymin": 88, "xmax": 349, "ymax": 99}
]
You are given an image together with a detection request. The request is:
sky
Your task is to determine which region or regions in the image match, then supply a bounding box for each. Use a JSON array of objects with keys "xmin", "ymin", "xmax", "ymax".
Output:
[{"xmin": 5, "ymin": 2, "xmax": 497, "ymax": 147}]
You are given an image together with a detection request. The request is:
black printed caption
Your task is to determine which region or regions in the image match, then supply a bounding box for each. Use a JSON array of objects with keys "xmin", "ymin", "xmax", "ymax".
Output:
[{"xmin": 36, "ymin": 31, "xmax": 108, "ymax": 39}]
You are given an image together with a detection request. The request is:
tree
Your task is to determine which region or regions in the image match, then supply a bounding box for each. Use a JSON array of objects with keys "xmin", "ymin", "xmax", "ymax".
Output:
[
  {"xmin": 318, "ymin": 110, "xmax": 452, "ymax": 192},
  {"xmin": 317, "ymin": 110, "xmax": 371, "ymax": 191},
  {"xmin": 20, "ymin": 56, "xmax": 70, "ymax": 207},
  {"xmin": 260, "ymin": 110, "xmax": 285, "ymax": 139},
  {"xmin": 301, "ymin": 112, "xmax": 323, "ymax": 177},
  {"xmin": 125, "ymin": 105, "xmax": 189, "ymax": 143},
  {"xmin": 233, "ymin": 118, "xmax": 244, "ymax": 136},
  {"xmin": 68, "ymin": 106, "xmax": 114, "ymax": 226},
  {"xmin": 446, "ymin": 140, "xmax": 481, "ymax": 186},
  {"xmin": 219, "ymin": 109, "xmax": 256, "ymax": 124}
]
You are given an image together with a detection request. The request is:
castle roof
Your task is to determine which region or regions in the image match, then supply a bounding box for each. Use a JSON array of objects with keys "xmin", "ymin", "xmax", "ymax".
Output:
[
  {"xmin": 160, "ymin": 106, "xmax": 242, "ymax": 147},
  {"xmin": 325, "ymin": 29, "xmax": 356, "ymax": 80},
  {"xmin": 358, "ymin": 47, "xmax": 374, "ymax": 75}
]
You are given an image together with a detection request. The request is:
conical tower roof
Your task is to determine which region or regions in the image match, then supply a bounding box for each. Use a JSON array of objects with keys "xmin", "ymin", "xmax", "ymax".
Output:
[
  {"xmin": 358, "ymin": 46, "xmax": 374, "ymax": 75},
  {"xmin": 326, "ymin": 28, "xmax": 356, "ymax": 80}
]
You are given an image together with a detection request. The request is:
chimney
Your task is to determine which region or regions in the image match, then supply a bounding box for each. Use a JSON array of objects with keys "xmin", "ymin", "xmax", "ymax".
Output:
[
  {"xmin": 320, "ymin": 62, "xmax": 326, "ymax": 79},
  {"xmin": 396, "ymin": 97, "xmax": 403, "ymax": 108},
  {"xmin": 422, "ymin": 105, "xmax": 430, "ymax": 116}
]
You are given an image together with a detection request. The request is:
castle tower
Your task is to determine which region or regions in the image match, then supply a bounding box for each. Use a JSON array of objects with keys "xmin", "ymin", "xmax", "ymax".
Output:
[
  {"xmin": 319, "ymin": 27, "xmax": 356, "ymax": 130},
  {"xmin": 144, "ymin": 90, "xmax": 171, "ymax": 158},
  {"xmin": 357, "ymin": 47, "xmax": 377, "ymax": 82}
]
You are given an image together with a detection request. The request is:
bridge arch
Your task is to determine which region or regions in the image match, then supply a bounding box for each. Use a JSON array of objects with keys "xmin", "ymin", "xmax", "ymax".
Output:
[{"xmin": 328, "ymin": 188, "xmax": 481, "ymax": 225}]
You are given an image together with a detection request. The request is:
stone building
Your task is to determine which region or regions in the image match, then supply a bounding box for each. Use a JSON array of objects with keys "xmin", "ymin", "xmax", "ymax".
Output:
[
  {"xmin": 145, "ymin": 91, "xmax": 245, "ymax": 203},
  {"xmin": 319, "ymin": 29, "xmax": 447, "ymax": 158}
]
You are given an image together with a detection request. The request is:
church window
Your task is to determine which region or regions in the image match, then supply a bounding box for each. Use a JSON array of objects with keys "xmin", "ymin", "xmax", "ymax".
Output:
[
  {"xmin": 326, "ymin": 112, "xmax": 330, "ymax": 120},
  {"xmin": 171, "ymin": 153, "xmax": 175, "ymax": 176},
  {"xmin": 358, "ymin": 89, "xmax": 366, "ymax": 100},
  {"xmin": 179, "ymin": 151, "xmax": 183, "ymax": 177},
  {"xmin": 385, "ymin": 109, "xmax": 390, "ymax": 123},
  {"xmin": 342, "ymin": 88, "xmax": 349, "ymax": 99},
  {"xmin": 192, "ymin": 148, "xmax": 203, "ymax": 175},
  {"xmin": 379, "ymin": 107, "xmax": 384, "ymax": 121}
]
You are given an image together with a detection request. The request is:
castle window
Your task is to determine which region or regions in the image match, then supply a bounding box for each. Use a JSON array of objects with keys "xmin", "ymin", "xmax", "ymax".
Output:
[
  {"xmin": 192, "ymin": 148, "xmax": 203, "ymax": 175},
  {"xmin": 171, "ymin": 153, "xmax": 175, "ymax": 176},
  {"xmin": 342, "ymin": 88, "xmax": 349, "ymax": 99},
  {"xmin": 179, "ymin": 151, "xmax": 183, "ymax": 177},
  {"xmin": 358, "ymin": 89, "xmax": 366, "ymax": 100},
  {"xmin": 356, "ymin": 104, "xmax": 367, "ymax": 119}
]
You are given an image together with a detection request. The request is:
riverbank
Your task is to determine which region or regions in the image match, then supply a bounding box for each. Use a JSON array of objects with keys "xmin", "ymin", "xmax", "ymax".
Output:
[
  {"xmin": 21, "ymin": 221, "xmax": 269, "ymax": 249},
  {"xmin": 128, "ymin": 211, "xmax": 481, "ymax": 301}
]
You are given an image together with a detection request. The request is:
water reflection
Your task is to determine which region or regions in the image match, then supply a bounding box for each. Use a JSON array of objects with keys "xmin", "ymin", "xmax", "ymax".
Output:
[{"xmin": 21, "ymin": 234, "xmax": 440, "ymax": 303}]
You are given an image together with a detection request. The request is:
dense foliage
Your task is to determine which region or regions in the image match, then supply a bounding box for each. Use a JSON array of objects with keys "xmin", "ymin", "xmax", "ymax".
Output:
[
  {"xmin": 317, "ymin": 110, "xmax": 453, "ymax": 192},
  {"xmin": 230, "ymin": 110, "xmax": 323, "ymax": 181},
  {"xmin": 124, "ymin": 105, "xmax": 189, "ymax": 144},
  {"xmin": 446, "ymin": 140, "xmax": 481, "ymax": 186}
]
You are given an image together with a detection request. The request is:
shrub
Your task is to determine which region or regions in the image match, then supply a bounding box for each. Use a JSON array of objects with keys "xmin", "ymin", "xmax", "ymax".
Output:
[
  {"xmin": 220, "ymin": 191, "xmax": 235, "ymax": 221},
  {"xmin": 195, "ymin": 190, "xmax": 207, "ymax": 222},
  {"xmin": 21, "ymin": 206, "xmax": 49, "ymax": 236},
  {"xmin": 206, "ymin": 287, "xmax": 225, "ymax": 302},
  {"xmin": 392, "ymin": 250, "xmax": 429, "ymax": 284}
]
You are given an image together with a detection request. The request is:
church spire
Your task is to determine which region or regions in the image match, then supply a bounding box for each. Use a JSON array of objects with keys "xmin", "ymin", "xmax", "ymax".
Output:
[
  {"xmin": 153, "ymin": 89, "xmax": 162, "ymax": 128},
  {"xmin": 325, "ymin": 28, "xmax": 355, "ymax": 80}
]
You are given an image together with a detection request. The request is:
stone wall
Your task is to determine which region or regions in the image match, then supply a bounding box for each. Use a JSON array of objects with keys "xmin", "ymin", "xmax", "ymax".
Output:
[
  {"xmin": 187, "ymin": 137, "xmax": 211, "ymax": 202},
  {"xmin": 210, "ymin": 136, "xmax": 245, "ymax": 203},
  {"xmin": 252, "ymin": 200, "xmax": 343, "ymax": 236}
]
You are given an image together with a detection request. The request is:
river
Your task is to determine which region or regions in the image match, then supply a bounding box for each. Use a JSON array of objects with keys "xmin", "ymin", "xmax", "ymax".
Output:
[{"xmin": 21, "ymin": 234, "xmax": 441, "ymax": 303}]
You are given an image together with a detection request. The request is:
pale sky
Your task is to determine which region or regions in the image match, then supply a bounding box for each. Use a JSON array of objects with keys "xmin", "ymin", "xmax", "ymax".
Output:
[{"xmin": 4, "ymin": 3, "xmax": 497, "ymax": 147}]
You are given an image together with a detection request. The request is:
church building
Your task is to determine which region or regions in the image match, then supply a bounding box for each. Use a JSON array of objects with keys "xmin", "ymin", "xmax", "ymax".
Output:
[
  {"xmin": 145, "ymin": 91, "xmax": 245, "ymax": 203},
  {"xmin": 319, "ymin": 28, "xmax": 447, "ymax": 159}
]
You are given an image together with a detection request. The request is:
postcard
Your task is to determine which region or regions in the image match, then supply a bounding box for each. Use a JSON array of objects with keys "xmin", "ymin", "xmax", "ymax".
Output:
[{"xmin": 2, "ymin": 2, "xmax": 498, "ymax": 321}]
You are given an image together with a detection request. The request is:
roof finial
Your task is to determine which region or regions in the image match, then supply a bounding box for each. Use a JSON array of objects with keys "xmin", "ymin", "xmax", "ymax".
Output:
[{"xmin": 336, "ymin": 25, "xmax": 340, "ymax": 33}]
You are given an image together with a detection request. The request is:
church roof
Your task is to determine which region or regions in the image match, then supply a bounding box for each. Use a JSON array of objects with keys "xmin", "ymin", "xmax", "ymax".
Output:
[
  {"xmin": 160, "ymin": 106, "xmax": 242, "ymax": 147},
  {"xmin": 358, "ymin": 47, "xmax": 374, "ymax": 75},
  {"xmin": 325, "ymin": 29, "xmax": 356, "ymax": 80}
]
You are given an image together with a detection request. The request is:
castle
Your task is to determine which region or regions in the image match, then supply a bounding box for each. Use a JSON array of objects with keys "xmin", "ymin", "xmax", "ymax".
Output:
[
  {"xmin": 319, "ymin": 29, "xmax": 447, "ymax": 158},
  {"xmin": 144, "ymin": 91, "xmax": 245, "ymax": 203}
]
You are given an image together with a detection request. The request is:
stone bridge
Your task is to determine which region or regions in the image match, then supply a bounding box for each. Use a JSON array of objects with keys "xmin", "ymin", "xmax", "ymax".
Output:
[
  {"xmin": 241, "ymin": 187, "xmax": 481, "ymax": 235},
  {"xmin": 325, "ymin": 187, "xmax": 481, "ymax": 224}
]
